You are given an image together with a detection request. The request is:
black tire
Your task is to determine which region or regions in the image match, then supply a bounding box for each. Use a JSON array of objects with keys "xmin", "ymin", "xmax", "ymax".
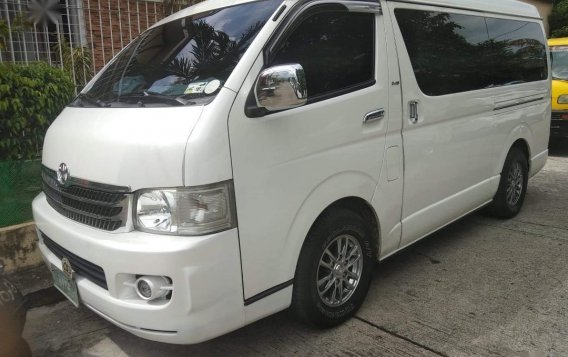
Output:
[
  {"xmin": 291, "ymin": 208, "xmax": 375, "ymax": 328},
  {"xmin": 485, "ymin": 147, "xmax": 529, "ymax": 219}
]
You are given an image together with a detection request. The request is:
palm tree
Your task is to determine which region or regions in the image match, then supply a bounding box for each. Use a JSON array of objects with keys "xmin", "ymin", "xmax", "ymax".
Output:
[{"xmin": 165, "ymin": 20, "xmax": 264, "ymax": 82}]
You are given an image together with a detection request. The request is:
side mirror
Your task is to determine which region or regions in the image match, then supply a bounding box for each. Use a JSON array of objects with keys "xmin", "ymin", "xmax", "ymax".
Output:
[{"xmin": 255, "ymin": 64, "xmax": 307, "ymax": 112}]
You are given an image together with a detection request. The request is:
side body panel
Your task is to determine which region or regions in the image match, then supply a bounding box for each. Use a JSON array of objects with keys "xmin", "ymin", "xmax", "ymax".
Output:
[
  {"xmin": 387, "ymin": 2, "xmax": 550, "ymax": 248},
  {"xmin": 229, "ymin": 11, "xmax": 391, "ymax": 299},
  {"xmin": 372, "ymin": 2, "xmax": 404, "ymax": 258}
]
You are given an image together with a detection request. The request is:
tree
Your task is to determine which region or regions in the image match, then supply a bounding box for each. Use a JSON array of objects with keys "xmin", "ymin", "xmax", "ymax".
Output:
[
  {"xmin": 550, "ymin": 0, "xmax": 568, "ymax": 38},
  {"xmin": 164, "ymin": 20, "xmax": 264, "ymax": 82}
]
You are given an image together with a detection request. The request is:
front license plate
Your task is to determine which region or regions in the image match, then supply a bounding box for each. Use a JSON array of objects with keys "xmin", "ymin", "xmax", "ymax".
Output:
[{"xmin": 51, "ymin": 264, "xmax": 80, "ymax": 307}]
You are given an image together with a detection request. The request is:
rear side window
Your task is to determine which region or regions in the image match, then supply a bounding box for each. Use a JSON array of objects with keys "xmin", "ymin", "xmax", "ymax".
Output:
[
  {"xmin": 395, "ymin": 9, "xmax": 547, "ymax": 96},
  {"xmin": 271, "ymin": 11, "xmax": 375, "ymax": 99}
]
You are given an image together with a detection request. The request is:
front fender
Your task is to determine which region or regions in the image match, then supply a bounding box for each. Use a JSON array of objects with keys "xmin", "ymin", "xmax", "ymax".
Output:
[{"xmin": 278, "ymin": 171, "xmax": 377, "ymax": 283}]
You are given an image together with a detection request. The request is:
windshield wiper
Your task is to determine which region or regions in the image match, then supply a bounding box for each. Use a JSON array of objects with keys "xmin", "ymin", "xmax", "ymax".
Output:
[
  {"xmin": 144, "ymin": 91, "xmax": 194, "ymax": 106},
  {"xmin": 116, "ymin": 91, "xmax": 194, "ymax": 106},
  {"xmin": 75, "ymin": 93, "xmax": 109, "ymax": 107}
]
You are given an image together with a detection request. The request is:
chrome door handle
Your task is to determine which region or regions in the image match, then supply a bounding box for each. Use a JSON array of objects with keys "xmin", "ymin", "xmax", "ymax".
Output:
[
  {"xmin": 409, "ymin": 100, "xmax": 418, "ymax": 124},
  {"xmin": 363, "ymin": 109, "xmax": 385, "ymax": 124}
]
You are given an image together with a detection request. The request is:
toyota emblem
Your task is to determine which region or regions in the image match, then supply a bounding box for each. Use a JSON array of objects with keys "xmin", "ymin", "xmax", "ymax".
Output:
[{"xmin": 57, "ymin": 163, "xmax": 70, "ymax": 185}]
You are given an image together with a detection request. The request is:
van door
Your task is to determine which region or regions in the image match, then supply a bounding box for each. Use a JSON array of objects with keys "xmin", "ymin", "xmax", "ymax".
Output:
[
  {"xmin": 228, "ymin": 5, "xmax": 391, "ymax": 300},
  {"xmin": 388, "ymin": 3, "xmax": 500, "ymax": 247}
]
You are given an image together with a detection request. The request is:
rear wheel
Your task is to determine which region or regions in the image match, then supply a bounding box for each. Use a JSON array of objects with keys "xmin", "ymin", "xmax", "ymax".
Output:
[
  {"xmin": 291, "ymin": 208, "xmax": 375, "ymax": 327},
  {"xmin": 485, "ymin": 147, "xmax": 529, "ymax": 219}
]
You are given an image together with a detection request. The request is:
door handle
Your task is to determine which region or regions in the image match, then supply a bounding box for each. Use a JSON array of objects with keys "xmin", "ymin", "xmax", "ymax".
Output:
[
  {"xmin": 409, "ymin": 100, "xmax": 418, "ymax": 124},
  {"xmin": 363, "ymin": 109, "xmax": 385, "ymax": 124}
]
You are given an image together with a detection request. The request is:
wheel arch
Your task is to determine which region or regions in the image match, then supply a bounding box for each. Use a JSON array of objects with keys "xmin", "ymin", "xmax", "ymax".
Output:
[
  {"xmin": 312, "ymin": 197, "xmax": 381, "ymax": 257},
  {"xmin": 495, "ymin": 125, "xmax": 533, "ymax": 176},
  {"xmin": 280, "ymin": 172, "xmax": 380, "ymax": 285}
]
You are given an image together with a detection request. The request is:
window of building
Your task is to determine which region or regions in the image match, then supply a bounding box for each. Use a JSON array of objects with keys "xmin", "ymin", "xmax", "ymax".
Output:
[
  {"xmin": 271, "ymin": 11, "xmax": 375, "ymax": 100},
  {"xmin": 395, "ymin": 9, "xmax": 547, "ymax": 96}
]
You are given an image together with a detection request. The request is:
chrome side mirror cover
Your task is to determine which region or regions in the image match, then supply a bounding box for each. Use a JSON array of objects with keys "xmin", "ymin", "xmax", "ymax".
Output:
[{"xmin": 255, "ymin": 64, "xmax": 307, "ymax": 112}]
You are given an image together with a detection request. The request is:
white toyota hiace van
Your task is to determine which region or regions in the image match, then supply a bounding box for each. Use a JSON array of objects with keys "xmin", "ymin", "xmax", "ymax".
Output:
[{"xmin": 33, "ymin": 0, "xmax": 551, "ymax": 344}]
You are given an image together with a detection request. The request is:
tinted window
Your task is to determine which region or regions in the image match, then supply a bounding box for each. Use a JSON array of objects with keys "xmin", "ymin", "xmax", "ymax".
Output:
[
  {"xmin": 395, "ymin": 9, "xmax": 547, "ymax": 96},
  {"xmin": 486, "ymin": 18, "xmax": 548, "ymax": 86},
  {"xmin": 271, "ymin": 11, "xmax": 374, "ymax": 99},
  {"xmin": 74, "ymin": 0, "xmax": 282, "ymax": 108}
]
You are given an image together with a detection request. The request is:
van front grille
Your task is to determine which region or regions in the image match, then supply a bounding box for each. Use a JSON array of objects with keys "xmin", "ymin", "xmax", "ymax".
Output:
[
  {"xmin": 42, "ymin": 233, "xmax": 108, "ymax": 290},
  {"xmin": 41, "ymin": 166, "xmax": 129, "ymax": 231}
]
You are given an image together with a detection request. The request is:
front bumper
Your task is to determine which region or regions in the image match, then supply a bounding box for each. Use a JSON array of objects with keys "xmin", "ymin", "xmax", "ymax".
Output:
[
  {"xmin": 32, "ymin": 193, "xmax": 245, "ymax": 344},
  {"xmin": 551, "ymin": 111, "xmax": 568, "ymax": 138}
]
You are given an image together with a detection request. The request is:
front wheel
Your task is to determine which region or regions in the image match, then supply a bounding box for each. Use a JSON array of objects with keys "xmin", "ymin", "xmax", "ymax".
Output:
[
  {"xmin": 485, "ymin": 147, "xmax": 529, "ymax": 219},
  {"xmin": 291, "ymin": 208, "xmax": 375, "ymax": 327}
]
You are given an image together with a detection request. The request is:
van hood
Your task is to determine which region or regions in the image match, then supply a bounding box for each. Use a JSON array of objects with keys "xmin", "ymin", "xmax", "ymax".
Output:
[{"xmin": 42, "ymin": 106, "xmax": 204, "ymax": 191}]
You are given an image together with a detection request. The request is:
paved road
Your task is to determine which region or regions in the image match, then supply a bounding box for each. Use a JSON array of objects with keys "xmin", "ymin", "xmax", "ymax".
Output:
[{"xmin": 23, "ymin": 140, "xmax": 568, "ymax": 356}]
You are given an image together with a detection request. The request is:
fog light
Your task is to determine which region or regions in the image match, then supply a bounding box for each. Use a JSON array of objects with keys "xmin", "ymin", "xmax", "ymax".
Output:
[
  {"xmin": 136, "ymin": 279, "xmax": 152, "ymax": 299},
  {"xmin": 133, "ymin": 276, "xmax": 172, "ymax": 301}
]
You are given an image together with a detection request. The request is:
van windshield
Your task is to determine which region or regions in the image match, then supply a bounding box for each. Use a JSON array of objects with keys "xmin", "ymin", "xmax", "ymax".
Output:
[
  {"xmin": 72, "ymin": 0, "xmax": 281, "ymax": 108},
  {"xmin": 551, "ymin": 46, "xmax": 568, "ymax": 81}
]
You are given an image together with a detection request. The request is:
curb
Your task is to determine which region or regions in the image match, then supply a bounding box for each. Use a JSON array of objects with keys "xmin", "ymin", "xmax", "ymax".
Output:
[
  {"xmin": 1, "ymin": 223, "xmax": 66, "ymax": 309},
  {"xmin": 0, "ymin": 222, "xmax": 43, "ymax": 274}
]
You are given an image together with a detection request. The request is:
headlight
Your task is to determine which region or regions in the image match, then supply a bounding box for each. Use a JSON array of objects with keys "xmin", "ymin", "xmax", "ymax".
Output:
[
  {"xmin": 135, "ymin": 181, "xmax": 236, "ymax": 236},
  {"xmin": 558, "ymin": 95, "xmax": 568, "ymax": 104}
]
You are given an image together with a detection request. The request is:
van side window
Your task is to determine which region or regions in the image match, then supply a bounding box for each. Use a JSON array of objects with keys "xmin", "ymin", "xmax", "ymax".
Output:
[
  {"xmin": 485, "ymin": 18, "xmax": 548, "ymax": 86},
  {"xmin": 395, "ymin": 9, "xmax": 547, "ymax": 96},
  {"xmin": 271, "ymin": 11, "xmax": 375, "ymax": 100}
]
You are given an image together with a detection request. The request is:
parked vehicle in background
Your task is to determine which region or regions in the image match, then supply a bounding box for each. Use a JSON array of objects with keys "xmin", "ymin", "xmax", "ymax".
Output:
[
  {"xmin": 550, "ymin": 37, "xmax": 568, "ymax": 138},
  {"xmin": 0, "ymin": 261, "xmax": 30, "ymax": 356},
  {"xmin": 32, "ymin": 0, "xmax": 551, "ymax": 344}
]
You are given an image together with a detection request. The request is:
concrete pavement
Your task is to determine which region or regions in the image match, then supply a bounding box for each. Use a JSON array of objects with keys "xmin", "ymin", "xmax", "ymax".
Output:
[{"xmin": 22, "ymin": 140, "xmax": 568, "ymax": 356}]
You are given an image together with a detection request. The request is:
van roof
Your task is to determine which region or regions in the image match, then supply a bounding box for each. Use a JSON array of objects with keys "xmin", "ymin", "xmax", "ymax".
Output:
[
  {"xmin": 152, "ymin": 0, "xmax": 262, "ymax": 29},
  {"xmin": 152, "ymin": 0, "xmax": 542, "ymax": 29},
  {"xmin": 386, "ymin": 0, "xmax": 540, "ymax": 19}
]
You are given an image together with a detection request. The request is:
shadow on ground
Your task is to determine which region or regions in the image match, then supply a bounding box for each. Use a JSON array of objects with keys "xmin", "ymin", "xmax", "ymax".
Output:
[{"xmin": 549, "ymin": 137, "xmax": 568, "ymax": 157}]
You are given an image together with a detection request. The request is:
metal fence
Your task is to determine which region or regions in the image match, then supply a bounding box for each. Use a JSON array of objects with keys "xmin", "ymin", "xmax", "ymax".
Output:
[{"xmin": 0, "ymin": 0, "xmax": 196, "ymax": 91}]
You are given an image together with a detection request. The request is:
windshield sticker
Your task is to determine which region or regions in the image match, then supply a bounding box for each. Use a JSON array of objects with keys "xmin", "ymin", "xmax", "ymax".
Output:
[
  {"xmin": 551, "ymin": 46, "xmax": 568, "ymax": 52},
  {"xmin": 204, "ymin": 80, "xmax": 221, "ymax": 95},
  {"xmin": 184, "ymin": 82, "xmax": 208, "ymax": 94}
]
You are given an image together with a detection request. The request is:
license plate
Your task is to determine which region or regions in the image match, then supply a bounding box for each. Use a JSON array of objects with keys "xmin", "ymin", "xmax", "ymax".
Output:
[{"xmin": 51, "ymin": 264, "xmax": 80, "ymax": 307}]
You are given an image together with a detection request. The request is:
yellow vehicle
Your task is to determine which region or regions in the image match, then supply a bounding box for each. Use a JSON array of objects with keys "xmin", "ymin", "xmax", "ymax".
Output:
[{"xmin": 550, "ymin": 37, "xmax": 568, "ymax": 138}]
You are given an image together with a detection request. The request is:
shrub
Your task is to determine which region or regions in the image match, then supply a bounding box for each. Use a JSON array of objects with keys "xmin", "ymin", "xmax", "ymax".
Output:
[
  {"xmin": 0, "ymin": 62, "xmax": 74, "ymax": 161},
  {"xmin": 550, "ymin": 0, "xmax": 568, "ymax": 38}
]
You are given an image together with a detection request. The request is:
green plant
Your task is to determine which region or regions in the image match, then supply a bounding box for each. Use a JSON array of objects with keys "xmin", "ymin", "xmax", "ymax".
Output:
[
  {"xmin": 53, "ymin": 36, "xmax": 93, "ymax": 87},
  {"xmin": 0, "ymin": 62, "xmax": 74, "ymax": 161},
  {"xmin": 550, "ymin": 0, "xmax": 568, "ymax": 38}
]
